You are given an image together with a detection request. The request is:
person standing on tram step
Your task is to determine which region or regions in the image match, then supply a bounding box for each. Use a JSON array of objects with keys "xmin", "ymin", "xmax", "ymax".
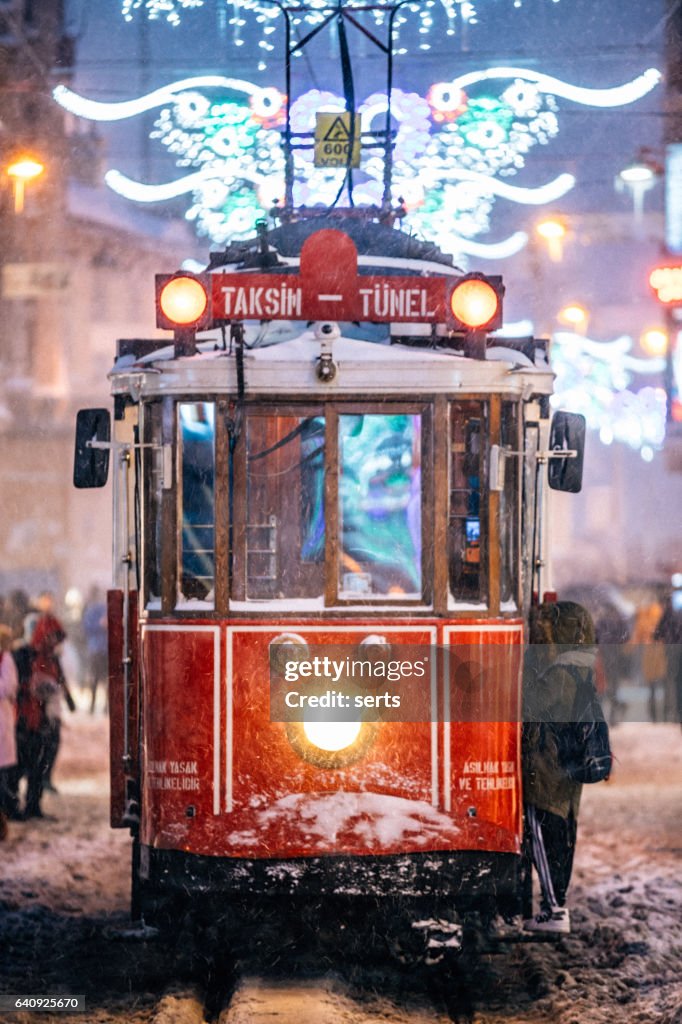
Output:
[
  {"xmin": 522, "ymin": 601, "xmax": 598, "ymax": 935},
  {"xmin": 0, "ymin": 625, "xmax": 19, "ymax": 839}
]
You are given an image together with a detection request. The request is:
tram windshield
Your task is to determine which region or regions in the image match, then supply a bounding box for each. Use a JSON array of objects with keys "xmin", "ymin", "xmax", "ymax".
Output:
[
  {"xmin": 179, "ymin": 402, "xmax": 216, "ymax": 603},
  {"xmin": 449, "ymin": 402, "xmax": 486, "ymax": 605},
  {"xmin": 142, "ymin": 397, "xmax": 521, "ymax": 613},
  {"xmin": 338, "ymin": 414, "xmax": 422, "ymax": 599},
  {"xmin": 245, "ymin": 413, "xmax": 326, "ymax": 601}
]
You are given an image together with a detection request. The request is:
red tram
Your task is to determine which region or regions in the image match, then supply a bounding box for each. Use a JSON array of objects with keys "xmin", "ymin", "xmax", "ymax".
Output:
[{"xmin": 75, "ymin": 214, "xmax": 584, "ymax": 944}]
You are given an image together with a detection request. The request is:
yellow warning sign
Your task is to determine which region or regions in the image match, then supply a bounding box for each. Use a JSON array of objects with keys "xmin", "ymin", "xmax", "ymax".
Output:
[{"xmin": 314, "ymin": 112, "xmax": 362, "ymax": 168}]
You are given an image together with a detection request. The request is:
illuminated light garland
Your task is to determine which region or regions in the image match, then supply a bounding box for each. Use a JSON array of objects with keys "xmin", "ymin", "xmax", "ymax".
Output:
[
  {"xmin": 53, "ymin": 67, "xmax": 660, "ymax": 255},
  {"xmin": 427, "ymin": 170, "xmax": 576, "ymax": 204},
  {"xmin": 445, "ymin": 231, "xmax": 529, "ymax": 259},
  {"xmin": 551, "ymin": 331, "xmax": 667, "ymax": 454},
  {"xmin": 53, "ymin": 77, "xmax": 265, "ymax": 121},
  {"xmin": 442, "ymin": 67, "xmax": 662, "ymax": 108},
  {"xmin": 105, "ymin": 167, "xmax": 214, "ymax": 200},
  {"xmin": 119, "ymin": 0, "xmax": 500, "ymax": 56}
]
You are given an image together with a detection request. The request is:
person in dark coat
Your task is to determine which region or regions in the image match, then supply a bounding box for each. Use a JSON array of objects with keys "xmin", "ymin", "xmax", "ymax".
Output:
[
  {"xmin": 654, "ymin": 592, "xmax": 682, "ymax": 725},
  {"xmin": 81, "ymin": 586, "xmax": 108, "ymax": 714},
  {"xmin": 10, "ymin": 612, "xmax": 50, "ymax": 819},
  {"xmin": 523, "ymin": 601, "xmax": 598, "ymax": 935}
]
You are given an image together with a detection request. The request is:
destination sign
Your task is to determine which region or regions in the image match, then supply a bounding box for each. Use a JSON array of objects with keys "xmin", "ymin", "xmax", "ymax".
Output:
[
  {"xmin": 211, "ymin": 229, "xmax": 451, "ymax": 323},
  {"xmin": 212, "ymin": 274, "xmax": 446, "ymax": 322}
]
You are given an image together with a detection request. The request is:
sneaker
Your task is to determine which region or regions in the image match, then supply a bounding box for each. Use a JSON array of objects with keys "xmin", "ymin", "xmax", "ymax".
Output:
[{"xmin": 523, "ymin": 907, "xmax": 570, "ymax": 935}]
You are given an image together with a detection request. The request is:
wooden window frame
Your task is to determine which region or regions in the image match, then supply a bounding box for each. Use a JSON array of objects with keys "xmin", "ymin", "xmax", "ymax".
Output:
[
  {"xmin": 232, "ymin": 401, "xmax": 327, "ymax": 606},
  {"xmin": 143, "ymin": 393, "xmax": 521, "ymax": 621},
  {"xmin": 230, "ymin": 399, "xmax": 434, "ymax": 610},
  {"xmin": 500, "ymin": 399, "xmax": 523, "ymax": 614},
  {"xmin": 447, "ymin": 396, "xmax": 494, "ymax": 613},
  {"xmin": 175, "ymin": 401, "xmax": 218, "ymax": 612},
  {"xmin": 140, "ymin": 400, "xmax": 162, "ymax": 612},
  {"xmin": 330, "ymin": 401, "xmax": 433, "ymax": 608}
]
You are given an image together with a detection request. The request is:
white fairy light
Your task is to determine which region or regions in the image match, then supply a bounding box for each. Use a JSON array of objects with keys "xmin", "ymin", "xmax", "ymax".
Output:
[
  {"xmin": 442, "ymin": 67, "xmax": 661, "ymax": 108},
  {"xmin": 119, "ymin": 0, "xmax": 559, "ymax": 58},
  {"xmin": 54, "ymin": 67, "xmax": 661, "ymax": 257}
]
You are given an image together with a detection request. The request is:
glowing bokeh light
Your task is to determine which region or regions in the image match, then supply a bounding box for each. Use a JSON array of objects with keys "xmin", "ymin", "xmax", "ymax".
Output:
[
  {"xmin": 551, "ymin": 332, "xmax": 667, "ymax": 453},
  {"xmin": 640, "ymin": 328, "xmax": 668, "ymax": 358}
]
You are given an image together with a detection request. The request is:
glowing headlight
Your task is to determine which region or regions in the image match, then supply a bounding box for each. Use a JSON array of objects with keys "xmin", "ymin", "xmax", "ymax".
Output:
[
  {"xmin": 303, "ymin": 719, "xmax": 362, "ymax": 752},
  {"xmin": 286, "ymin": 716, "xmax": 377, "ymax": 769}
]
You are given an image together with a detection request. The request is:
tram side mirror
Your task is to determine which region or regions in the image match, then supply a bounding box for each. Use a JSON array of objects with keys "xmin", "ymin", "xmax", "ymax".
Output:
[
  {"xmin": 74, "ymin": 408, "xmax": 111, "ymax": 488},
  {"xmin": 548, "ymin": 411, "xmax": 585, "ymax": 493}
]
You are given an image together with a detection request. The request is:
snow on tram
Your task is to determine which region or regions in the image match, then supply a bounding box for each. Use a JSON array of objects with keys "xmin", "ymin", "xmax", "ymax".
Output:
[{"xmin": 74, "ymin": 212, "xmax": 585, "ymax": 946}]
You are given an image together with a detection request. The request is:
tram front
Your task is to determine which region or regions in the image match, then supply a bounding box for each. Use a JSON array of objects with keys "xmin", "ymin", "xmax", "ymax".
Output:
[{"xmin": 74, "ymin": 220, "xmax": 583, "ymax": 937}]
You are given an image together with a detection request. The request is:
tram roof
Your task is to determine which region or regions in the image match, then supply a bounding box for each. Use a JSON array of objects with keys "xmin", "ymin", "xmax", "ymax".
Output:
[{"xmin": 109, "ymin": 328, "xmax": 554, "ymax": 400}]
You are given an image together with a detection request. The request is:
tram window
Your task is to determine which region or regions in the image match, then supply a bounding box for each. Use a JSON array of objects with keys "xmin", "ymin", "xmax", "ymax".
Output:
[
  {"xmin": 500, "ymin": 402, "xmax": 519, "ymax": 609},
  {"xmin": 178, "ymin": 402, "xmax": 215, "ymax": 606},
  {"xmin": 143, "ymin": 401, "xmax": 164, "ymax": 606},
  {"xmin": 449, "ymin": 402, "xmax": 487, "ymax": 605},
  {"xmin": 245, "ymin": 413, "xmax": 325, "ymax": 600},
  {"xmin": 338, "ymin": 414, "xmax": 422, "ymax": 599}
]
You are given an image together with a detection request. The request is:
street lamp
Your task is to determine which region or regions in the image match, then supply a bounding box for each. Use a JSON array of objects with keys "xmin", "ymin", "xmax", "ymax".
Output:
[
  {"xmin": 640, "ymin": 327, "xmax": 668, "ymax": 357},
  {"xmin": 535, "ymin": 216, "xmax": 567, "ymax": 262},
  {"xmin": 6, "ymin": 156, "xmax": 45, "ymax": 213},
  {"xmin": 557, "ymin": 303, "xmax": 589, "ymax": 333},
  {"xmin": 615, "ymin": 147, "xmax": 662, "ymax": 222}
]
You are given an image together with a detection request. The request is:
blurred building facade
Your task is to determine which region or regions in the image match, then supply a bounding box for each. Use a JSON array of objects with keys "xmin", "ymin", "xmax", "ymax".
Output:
[{"xmin": 0, "ymin": 1, "xmax": 196, "ymax": 598}]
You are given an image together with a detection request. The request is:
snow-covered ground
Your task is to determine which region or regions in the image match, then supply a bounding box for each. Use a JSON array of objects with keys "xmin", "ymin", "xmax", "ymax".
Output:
[{"xmin": 0, "ymin": 712, "xmax": 680, "ymax": 1023}]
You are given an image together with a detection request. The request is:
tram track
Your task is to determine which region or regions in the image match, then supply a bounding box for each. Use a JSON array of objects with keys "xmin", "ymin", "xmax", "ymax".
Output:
[
  {"xmin": 141, "ymin": 939, "xmax": 462, "ymax": 1024},
  {"xmin": 215, "ymin": 975, "xmax": 452, "ymax": 1024},
  {"xmin": 147, "ymin": 972, "xmax": 456, "ymax": 1024}
]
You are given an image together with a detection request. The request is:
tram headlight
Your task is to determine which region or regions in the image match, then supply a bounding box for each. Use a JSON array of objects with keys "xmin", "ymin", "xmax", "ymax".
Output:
[
  {"xmin": 448, "ymin": 274, "xmax": 504, "ymax": 331},
  {"xmin": 302, "ymin": 719, "xmax": 362, "ymax": 751},
  {"xmin": 286, "ymin": 715, "xmax": 377, "ymax": 769},
  {"xmin": 156, "ymin": 273, "xmax": 211, "ymax": 330},
  {"xmin": 269, "ymin": 632, "xmax": 310, "ymax": 674}
]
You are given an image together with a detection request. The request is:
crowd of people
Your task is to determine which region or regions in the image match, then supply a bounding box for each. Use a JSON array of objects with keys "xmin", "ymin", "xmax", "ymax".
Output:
[
  {"xmin": 569, "ymin": 582, "xmax": 682, "ymax": 727},
  {"xmin": 0, "ymin": 586, "xmax": 108, "ymax": 840}
]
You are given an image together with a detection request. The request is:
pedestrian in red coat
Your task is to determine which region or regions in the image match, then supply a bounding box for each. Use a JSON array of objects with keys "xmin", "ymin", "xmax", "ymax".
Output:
[{"xmin": 31, "ymin": 613, "xmax": 70, "ymax": 806}]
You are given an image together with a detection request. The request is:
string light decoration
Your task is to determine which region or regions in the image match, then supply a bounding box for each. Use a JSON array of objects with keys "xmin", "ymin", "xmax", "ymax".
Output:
[
  {"xmin": 550, "ymin": 332, "xmax": 667, "ymax": 457},
  {"xmin": 53, "ymin": 67, "xmax": 660, "ymax": 256},
  {"xmin": 121, "ymin": 0, "xmax": 490, "ymax": 56}
]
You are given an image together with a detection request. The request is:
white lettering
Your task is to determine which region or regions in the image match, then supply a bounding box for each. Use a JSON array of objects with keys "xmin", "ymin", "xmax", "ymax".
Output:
[
  {"xmin": 234, "ymin": 288, "xmax": 249, "ymax": 317},
  {"xmin": 221, "ymin": 286, "xmax": 236, "ymax": 315},
  {"xmin": 374, "ymin": 284, "xmax": 389, "ymax": 318},
  {"xmin": 475, "ymin": 776, "xmax": 515, "ymax": 791},
  {"xmin": 287, "ymin": 287, "xmax": 302, "ymax": 317}
]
